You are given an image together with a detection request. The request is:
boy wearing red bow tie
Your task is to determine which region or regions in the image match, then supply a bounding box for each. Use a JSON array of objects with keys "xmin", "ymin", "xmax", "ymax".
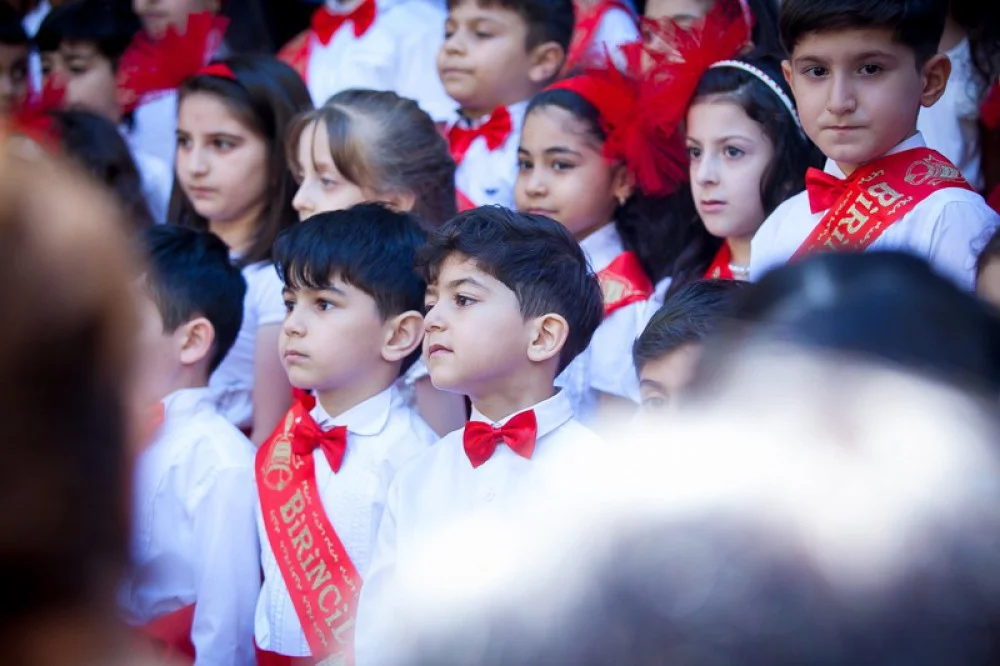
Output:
[
  {"xmin": 748, "ymin": 0, "xmax": 999, "ymax": 290},
  {"xmin": 441, "ymin": 0, "xmax": 575, "ymax": 210},
  {"xmin": 253, "ymin": 204, "xmax": 438, "ymax": 666},
  {"xmin": 123, "ymin": 225, "xmax": 257, "ymax": 664},
  {"xmin": 278, "ymin": 0, "xmax": 453, "ymax": 121},
  {"xmin": 353, "ymin": 206, "xmax": 606, "ymax": 665}
]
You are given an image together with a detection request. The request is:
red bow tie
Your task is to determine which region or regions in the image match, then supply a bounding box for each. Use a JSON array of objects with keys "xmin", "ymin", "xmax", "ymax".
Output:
[
  {"xmin": 292, "ymin": 412, "xmax": 348, "ymax": 473},
  {"xmin": 447, "ymin": 107, "xmax": 513, "ymax": 165},
  {"xmin": 311, "ymin": 0, "xmax": 377, "ymax": 46},
  {"xmin": 463, "ymin": 410, "xmax": 537, "ymax": 469},
  {"xmin": 805, "ymin": 167, "xmax": 854, "ymax": 214}
]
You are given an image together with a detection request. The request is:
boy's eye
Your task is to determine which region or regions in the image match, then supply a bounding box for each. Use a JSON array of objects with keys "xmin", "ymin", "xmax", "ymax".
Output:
[
  {"xmin": 283, "ymin": 299, "xmax": 295, "ymax": 313},
  {"xmin": 802, "ymin": 66, "xmax": 828, "ymax": 78},
  {"xmin": 641, "ymin": 395, "xmax": 668, "ymax": 411},
  {"xmin": 316, "ymin": 299, "xmax": 334, "ymax": 311},
  {"xmin": 723, "ymin": 145, "xmax": 745, "ymax": 159},
  {"xmin": 859, "ymin": 63, "xmax": 882, "ymax": 76},
  {"xmin": 454, "ymin": 294, "xmax": 474, "ymax": 307}
]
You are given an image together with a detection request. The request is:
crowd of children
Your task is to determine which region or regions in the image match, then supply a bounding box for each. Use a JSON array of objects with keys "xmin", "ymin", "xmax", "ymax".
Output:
[{"xmin": 1, "ymin": 0, "xmax": 1000, "ymax": 663}]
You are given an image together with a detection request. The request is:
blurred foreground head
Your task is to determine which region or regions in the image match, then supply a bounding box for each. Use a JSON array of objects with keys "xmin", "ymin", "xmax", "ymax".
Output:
[
  {"xmin": 380, "ymin": 345, "xmax": 1000, "ymax": 666},
  {"xmin": 0, "ymin": 135, "xmax": 137, "ymax": 662}
]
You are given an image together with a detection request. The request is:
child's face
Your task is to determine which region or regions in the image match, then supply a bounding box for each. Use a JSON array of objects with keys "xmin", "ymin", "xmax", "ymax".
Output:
[
  {"xmin": 782, "ymin": 27, "xmax": 944, "ymax": 172},
  {"xmin": 134, "ymin": 288, "xmax": 181, "ymax": 406},
  {"xmin": 291, "ymin": 120, "xmax": 369, "ymax": 222},
  {"xmin": 423, "ymin": 254, "xmax": 535, "ymax": 397},
  {"xmin": 133, "ymin": 0, "xmax": 219, "ymax": 38},
  {"xmin": 686, "ymin": 99, "xmax": 774, "ymax": 242},
  {"xmin": 638, "ymin": 343, "xmax": 702, "ymax": 412},
  {"xmin": 644, "ymin": 0, "xmax": 713, "ymax": 27},
  {"xmin": 176, "ymin": 92, "xmax": 269, "ymax": 227},
  {"xmin": 977, "ymin": 258, "xmax": 1000, "ymax": 312},
  {"xmin": 515, "ymin": 106, "xmax": 628, "ymax": 240},
  {"xmin": 0, "ymin": 43, "xmax": 28, "ymax": 115},
  {"xmin": 46, "ymin": 42, "xmax": 120, "ymax": 123}
]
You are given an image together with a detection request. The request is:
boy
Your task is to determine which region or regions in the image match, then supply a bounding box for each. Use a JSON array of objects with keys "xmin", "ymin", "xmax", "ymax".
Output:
[
  {"xmin": 441, "ymin": 0, "xmax": 574, "ymax": 209},
  {"xmin": 354, "ymin": 206, "xmax": 606, "ymax": 664},
  {"xmin": 0, "ymin": 3, "xmax": 28, "ymax": 115},
  {"xmin": 122, "ymin": 225, "xmax": 258, "ymax": 664},
  {"xmin": 35, "ymin": 0, "xmax": 172, "ymax": 222},
  {"xmin": 749, "ymin": 0, "xmax": 1000, "ymax": 290},
  {"xmin": 633, "ymin": 279, "xmax": 745, "ymax": 412},
  {"xmin": 278, "ymin": 0, "xmax": 453, "ymax": 120},
  {"xmin": 253, "ymin": 204, "xmax": 438, "ymax": 664}
]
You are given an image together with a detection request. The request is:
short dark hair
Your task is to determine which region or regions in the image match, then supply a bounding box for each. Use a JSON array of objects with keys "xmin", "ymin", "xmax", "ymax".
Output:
[
  {"xmin": 0, "ymin": 2, "xmax": 27, "ymax": 45},
  {"xmin": 34, "ymin": 0, "xmax": 140, "ymax": 63},
  {"xmin": 273, "ymin": 204, "xmax": 429, "ymax": 373},
  {"xmin": 633, "ymin": 280, "xmax": 747, "ymax": 373},
  {"xmin": 446, "ymin": 0, "xmax": 576, "ymax": 51},
  {"xmin": 779, "ymin": 0, "xmax": 950, "ymax": 66},
  {"xmin": 141, "ymin": 226, "xmax": 246, "ymax": 374},
  {"xmin": 419, "ymin": 206, "xmax": 603, "ymax": 373}
]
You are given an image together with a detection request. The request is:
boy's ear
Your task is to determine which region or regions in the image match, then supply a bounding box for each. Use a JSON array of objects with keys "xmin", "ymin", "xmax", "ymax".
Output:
[
  {"xmin": 919, "ymin": 53, "xmax": 951, "ymax": 108},
  {"xmin": 381, "ymin": 310, "xmax": 425, "ymax": 364},
  {"xmin": 526, "ymin": 313, "xmax": 569, "ymax": 365},
  {"xmin": 177, "ymin": 317, "xmax": 215, "ymax": 368},
  {"xmin": 527, "ymin": 42, "xmax": 566, "ymax": 86},
  {"xmin": 781, "ymin": 59, "xmax": 793, "ymax": 88}
]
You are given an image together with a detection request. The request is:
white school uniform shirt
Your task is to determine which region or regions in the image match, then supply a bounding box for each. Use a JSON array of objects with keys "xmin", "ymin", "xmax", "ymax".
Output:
[
  {"xmin": 303, "ymin": 0, "xmax": 452, "ymax": 120},
  {"xmin": 918, "ymin": 38, "xmax": 983, "ymax": 191},
  {"xmin": 589, "ymin": 4, "xmax": 639, "ymax": 70},
  {"xmin": 749, "ymin": 133, "xmax": 1000, "ymax": 291},
  {"xmin": 451, "ymin": 101, "xmax": 528, "ymax": 210},
  {"xmin": 209, "ymin": 260, "xmax": 286, "ymax": 431},
  {"xmin": 254, "ymin": 386, "xmax": 437, "ymax": 656},
  {"xmin": 556, "ymin": 224, "xmax": 655, "ymax": 422},
  {"xmin": 22, "ymin": 0, "xmax": 50, "ymax": 95},
  {"xmin": 120, "ymin": 387, "xmax": 258, "ymax": 666},
  {"xmin": 130, "ymin": 145, "xmax": 173, "ymax": 224},
  {"xmin": 128, "ymin": 91, "xmax": 179, "ymax": 173},
  {"xmin": 354, "ymin": 390, "xmax": 605, "ymax": 665}
]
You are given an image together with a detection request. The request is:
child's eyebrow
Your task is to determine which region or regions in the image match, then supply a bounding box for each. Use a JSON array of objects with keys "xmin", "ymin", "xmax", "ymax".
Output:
[
  {"xmin": 447, "ymin": 277, "xmax": 488, "ymax": 291},
  {"xmin": 543, "ymin": 146, "xmax": 583, "ymax": 157},
  {"xmin": 639, "ymin": 378, "xmax": 666, "ymax": 391}
]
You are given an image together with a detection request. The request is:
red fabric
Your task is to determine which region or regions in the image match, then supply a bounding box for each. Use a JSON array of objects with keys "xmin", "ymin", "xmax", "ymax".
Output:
[
  {"xmin": 981, "ymin": 81, "xmax": 1000, "ymax": 131},
  {"xmin": 290, "ymin": 412, "xmax": 348, "ymax": 474},
  {"xmin": 278, "ymin": 30, "xmax": 311, "ymax": 82},
  {"xmin": 254, "ymin": 644, "xmax": 314, "ymax": 666},
  {"xmin": 197, "ymin": 61, "xmax": 237, "ymax": 80},
  {"xmin": 311, "ymin": 0, "xmax": 376, "ymax": 46},
  {"xmin": 704, "ymin": 243, "xmax": 734, "ymax": 279},
  {"xmin": 987, "ymin": 185, "xmax": 1000, "ymax": 215},
  {"xmin": 447, "ymin": 106, "xmax": 513, "ymax": 165},
  {"xmin": 463, "ymin": 410, "xmax": 537, "ymax": 469},
  {"xmin": 456, "ymin": 189, "xmax": 477, "ymax": 211},
  {"xmin": 140, "ymin": 603, "xmax": 196, "ymax": 663},
  {"xmin": 10, "ymin": 78, "xmax": 65, "ymax": 148},
  {"xmin": 563, "ymin": 0, "xmax": 635, "ymax": 74},
  {"xmin": 596, "ymin": 251, "xmax": 654, "ymax": 317},
  {"xmin": 804, "ymin": 167, "xmax": 850, "ymax": 214}
]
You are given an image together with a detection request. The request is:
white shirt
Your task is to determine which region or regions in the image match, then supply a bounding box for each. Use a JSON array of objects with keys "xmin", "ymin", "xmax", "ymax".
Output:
[
  {"xmin": 451, "ymin": 101, "xmax": 528, "ymax": 210},
  {"xmin": 589, "ymin": 4, "xmax": 639, "ymax": 71},
  {"xmin": 918, "ymin": 38, "xmax": 984, "ymax": 190},
  {"xmin": 354, "ymin": 390, "xmax": 604, "ymax": 665},
  {"xmin": 254, "ymin": 386, "xmax": 437, "ymax": 656},
  {"xmin": 129, "ymin": 91, "xmax": 178, "ymax": 173},
  {"xmin": 22, "ymin": 0, "xmax": 50, "ymax": 95},
  {"xmin": 750, "ymin": 133, "xmax": 1000, "ymax": 291},
  {"xmin": 131, "ymin": 147, "xmax": 173, "ymax": 224},
  {"xmin": 120, "ymin": 388, "xmax": 258, "ymax": 666},
  {"xmin": 209, "ymin": 260, "xmax": 286, "ymax": 430},
  {"xmin": 304, "ymin": 0, "xmax": 453, "ymax": 120},
  {"xmin": 556, "ymin": 224, "xmax": 655, "ymax": 421}
]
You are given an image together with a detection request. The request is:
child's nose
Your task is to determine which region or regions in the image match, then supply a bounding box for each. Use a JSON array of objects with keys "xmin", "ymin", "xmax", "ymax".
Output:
[
  {"xmin": 826, "ymin": 74, "xmax": 857, "ymax": 116},
  {"xmin": 291, "ymin": 184, "xmax": 313, "ymax": 219},
  {"xmin": 695, "ymin": 154, "xmax": 719, "ymax": 185}
]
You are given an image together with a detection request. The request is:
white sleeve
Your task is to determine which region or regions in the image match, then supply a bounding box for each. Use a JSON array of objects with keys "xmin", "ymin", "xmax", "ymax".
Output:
[
  {"xmin": 398, "ymin": 20, "xmax": 454, "ymax": 122},
  {"xmin": 250, "ymin": 264, "xmax": 286, "ymax": 327},
  {"xmin": 354, "ymin": 476, "xmax": 402, "ymax": 666},
  {"xmin": 925, "ymin": 200, "xmax": 1000, "ymax": 291},
  {"xmin": 588, "ymin": 302, "xmax": 649, "ymax": 401}
]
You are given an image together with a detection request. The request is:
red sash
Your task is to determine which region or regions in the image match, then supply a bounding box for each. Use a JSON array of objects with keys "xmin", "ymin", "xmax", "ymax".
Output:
[
  {"xmin": 256, "ymin": 404, "xmax": 363, "ymax": 664},
  {"xmin": 140, "ymin": 603, "xmax": 196, "ymax": 663},
  {"xmin": 456, "ymin": 189, "xmax": 477, "ymax": 212},
  {"xmin": 792, "ymin": 148, "xmax": 972, "ymax": 260},
  {"xmin": 597, "ymin": 251, "xmax": 652, "ymax": 317},
  {"xmin": 278, "ymin": 31, "xmax": 311, "ymax": 83},
  {"xmin": 563, "ymin": 0, "xmax": 634, "ymax": 74},
  {"xmin": 704, "ymin": 243, "xmax": 734, "ymax": 280}
]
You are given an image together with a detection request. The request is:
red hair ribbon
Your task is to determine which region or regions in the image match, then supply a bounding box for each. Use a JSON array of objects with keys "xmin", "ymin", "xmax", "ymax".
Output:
[{"xmin": 196, "ymin": 62, "xmax": 237, "ymax": 81}]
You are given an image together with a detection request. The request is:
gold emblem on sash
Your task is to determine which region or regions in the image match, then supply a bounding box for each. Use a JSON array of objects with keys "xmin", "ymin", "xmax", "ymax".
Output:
[
  {"xmin": 905, "ymin": 154, "xmax": 964, "ymax": 187},
  {"xmin": 600, "ymin": 275, "xmax": 626, "ymax": 305},
  {"xmin": 262, "ymin": 410, "xmax": 297, "ymax": 492}
]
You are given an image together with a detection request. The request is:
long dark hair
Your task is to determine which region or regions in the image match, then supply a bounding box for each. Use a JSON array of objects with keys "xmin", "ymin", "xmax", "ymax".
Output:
[{"xmin": 950, "ymin": 0, "xmax": 1000, "ymax": 92}]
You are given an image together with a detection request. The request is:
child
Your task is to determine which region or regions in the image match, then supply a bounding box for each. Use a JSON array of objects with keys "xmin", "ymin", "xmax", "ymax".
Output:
[
  {"xmin": 34, "ymin": 0, "xmax": 172, "ymax": 222},
  {"xmin": 441, "ymin": 0, "xmax": 575, "ymax": 210},
  {"xmin": 0, "ymin": 3, "xmax": 29, "ymax": 115},
  {"xmin": 749, "ymin": 0, "xmax": 1000, "ymax": 291},
  {"xmin": 632, "ymin": 279, "xmax": 745, "ymax": 411},
  {"xmin": 278, "ymin": 0, "xmax": 453, "ymax": 120},
  {"xmin": 354, "ymin": 206, "xmax": 606, "ymax": 664},
  {"xmin": 976, "ymin": 227, "xmax": 1000, "ymax": 310},
  {"xmin": 122, "ymin": 224, "xmax": 258, "ymax": 664},
  {"xmin": 170, "ymin": 55, "xmax": 313, "ymax": 443},
  {"xmin": 563, "ymin": 0, "xmax": 639, "ymax": 72},
  {"xmin": 642, "ymin": 0, "xmax": 784, "ymax": 60},
  {"xmin": 253, "ymin": 204, "xmax": 437, "ymax": 664},
  {"xmin": 286, "ymin": 89, "xmax": 467, "ymax": 435}
]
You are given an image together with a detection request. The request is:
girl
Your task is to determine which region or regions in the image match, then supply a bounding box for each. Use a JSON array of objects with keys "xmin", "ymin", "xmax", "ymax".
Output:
[
  {"xmin": 285, "ymin": 88, "xmax": 466, "ymax": 435},
  {"xmin": 686, "ymin": 55, "xmax": 820, "ymax": 279},
  {"xmin": 170, "ymin": 54, "xmax": 313, "ymax": 444}
]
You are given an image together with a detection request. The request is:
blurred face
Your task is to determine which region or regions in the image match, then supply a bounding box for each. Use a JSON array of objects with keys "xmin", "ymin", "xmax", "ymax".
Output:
[
  {"xmin": 47, "ymin": 42, "xmax": 120, "ymax": 122},
  {"xmin": 291, "ymin": 120, "xmax": 369, "ymax": 221},
  {"xmin": 644, "ymin": 0, "xmax": 712, "ymax": 27},
  {"xmin": 516, "ymin": 106, "xmax": 628, "ymax": 240},
  {"xmin": 133, "ymin": 0, "xmax": 219, "ymax": 38},
  {"xmin": 176, "ymin": 92, "xmax": 269, "ymax": 226},
  {"xmin": 686, "ymin": 99, "xmax": 774, "ymax": 242},
  {"xmin": 638, "ymin": 343, "xmax": 702, "ymax": 412},
  {"xmin": 977, "ymin": 258, "xmax": 1000, "ymax": 312},
  {"xmin": 423, "ymin": 254, "xmax": 533, "ymax": 398},
  {"xmin": 0, "ymin": 43, "xmax": 28, "ymax": 115},
  {"xmin": 134, "ymin": 287, "xmax": 182, "ymax": 407},
  {"xmin": 783, "ymin": 28, "xmax": 944, "ymax": 173}
]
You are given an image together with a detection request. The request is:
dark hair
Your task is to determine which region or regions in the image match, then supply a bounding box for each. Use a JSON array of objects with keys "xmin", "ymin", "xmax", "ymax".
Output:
[
  {"xmin": 446, "ymin": 0, "xmax": 576, "ymax": 51},
  {"xmin": 690, "ymin": 55, "xmax": 824, "ymax": 218},
  {"xmin": 951, "ymin": 0, "xmax": 1000, "ymax": 92},
  {"xmin": 632, "ymin": 279, "xmax": 748, "ymax": 372},
  {"xmin": 49, "ymin": 109, "xmax": 154, "ymax": 231},
  {"xmin": 419, "ymin": 206, "xmax": 603, "ymax": 372},
  {"xmin": 219, "ymin": 0, "xmax": 275, "ymax": 54},
  {"xmin": 779, "ymin": 0, "xmax": 950, "ymax": 67},
  {"xmin": 33, "ymin": 0, "xmax": 140, "ymax": 64},
  {"xmin": 976, "ymin": 227, "xmax": 1000, "ymax": 280},
  {"xmin": 286, "ymin": 89, "xmax": 457, "ymax": 228},
  {"xmin": 169, "ymin": 55, "xmax": 313, "ymax": 267},
  {"xmin": 0, "ymin": 2, "xmax": 27, "ymax": 45},
  {"xmin": 744, "ymin": 0, "xmax": 784, "ymax": 60},
  {"xmin": 273, "ymin": 203, "xmax": 428, "ymax": 374},
  {"xmin": 141, "ymin": 225, "xmax": 247, "ymax": 373},
  {"xmin": 526, "ymin": 88, "xmax": 720, "ymax": 288}
]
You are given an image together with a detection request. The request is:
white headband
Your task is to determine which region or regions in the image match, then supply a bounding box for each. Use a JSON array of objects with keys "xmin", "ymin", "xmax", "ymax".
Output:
[{"xmin": 708, "ymin": 59, "xmax": 803, "ymax": 131}]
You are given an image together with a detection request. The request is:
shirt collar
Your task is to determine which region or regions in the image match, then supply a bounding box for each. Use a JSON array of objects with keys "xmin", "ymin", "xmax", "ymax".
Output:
[
  {"xmin": 579, "ymin": 224, "xmax": 624, "ymax": 273},
  {"xmin": 310, "ymin": 386, "xmax": 395, "ymax": 437},
  {"xmin": 161, "ymin": 387, "xmax": 214, "ymax": 421},
  {"xmin": 469, "ymin": 390, "xmax": 573, "ymax": 440},
  {"xmin": 824, "ymin": 132, "xmax": 927, "ymax": 178},
  {"xmin": 453, "ymin": 100, "xmax": 529, "ymax": 130}
]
